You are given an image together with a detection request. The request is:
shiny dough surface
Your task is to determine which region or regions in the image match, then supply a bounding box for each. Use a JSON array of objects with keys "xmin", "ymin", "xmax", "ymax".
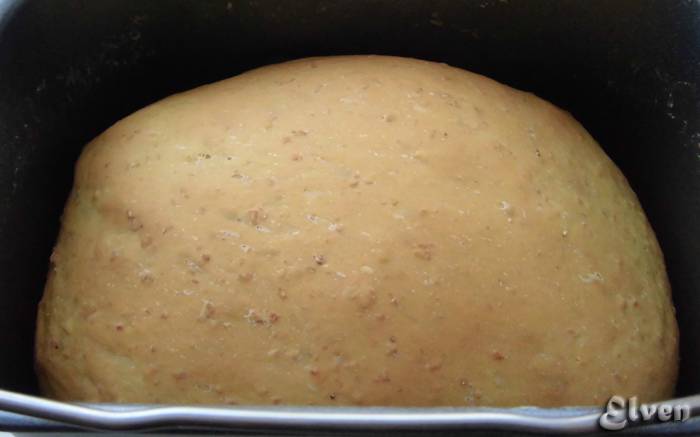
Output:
[{"xmin": 35, "ymin": 56, "xmax": 678, "ymax": 406}]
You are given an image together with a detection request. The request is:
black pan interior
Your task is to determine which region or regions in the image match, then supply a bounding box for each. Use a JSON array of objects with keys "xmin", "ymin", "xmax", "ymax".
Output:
[{"xmin": 0, "ymin": 0, "xmax": 698, "ymax": 399}]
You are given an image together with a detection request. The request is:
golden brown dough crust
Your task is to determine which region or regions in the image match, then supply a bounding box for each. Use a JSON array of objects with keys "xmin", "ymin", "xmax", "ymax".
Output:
[{"xmin": 35, "ymin": 56, "xmax": 678, "ymax": 406}]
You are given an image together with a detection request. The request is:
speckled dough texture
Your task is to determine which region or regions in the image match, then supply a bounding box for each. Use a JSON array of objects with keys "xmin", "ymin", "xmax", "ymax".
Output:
[{"xmin": 36, "ymin": 56, "xmax": 678, "ymax": 407}]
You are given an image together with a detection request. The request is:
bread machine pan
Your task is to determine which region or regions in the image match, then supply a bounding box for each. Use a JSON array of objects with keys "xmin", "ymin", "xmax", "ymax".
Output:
[{"xmin": 0, "ymin": 0, "xmax": 698, "ymax": 434}]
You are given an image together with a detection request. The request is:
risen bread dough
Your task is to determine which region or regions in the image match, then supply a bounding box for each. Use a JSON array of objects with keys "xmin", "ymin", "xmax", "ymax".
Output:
[{"xmin": 35, "ymin": 56, "xmax": 678, "ymax": 407}]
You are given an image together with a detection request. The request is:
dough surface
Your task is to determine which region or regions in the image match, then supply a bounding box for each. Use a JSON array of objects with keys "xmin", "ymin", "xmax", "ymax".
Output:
[{"xmin": 35, "ymin": 56, "xmax": 678, "ymax": 406}]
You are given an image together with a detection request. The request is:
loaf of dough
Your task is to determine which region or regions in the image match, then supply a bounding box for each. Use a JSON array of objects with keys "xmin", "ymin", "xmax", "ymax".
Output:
[{"xmin": 35, "ymin": 56, "xmax": 678, "ymax": 406}]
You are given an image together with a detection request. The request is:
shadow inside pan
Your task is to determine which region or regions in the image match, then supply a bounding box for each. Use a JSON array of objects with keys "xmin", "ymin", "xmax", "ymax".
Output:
[{"xmin": 0, "ymin": 0, "xmax": 698, "ymax": 405}]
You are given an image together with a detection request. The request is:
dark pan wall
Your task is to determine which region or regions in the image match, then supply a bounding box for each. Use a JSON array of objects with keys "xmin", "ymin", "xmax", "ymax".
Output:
[{"xmin": 0, "ymin": 0, "xmax": 698, "ymax": 399}]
